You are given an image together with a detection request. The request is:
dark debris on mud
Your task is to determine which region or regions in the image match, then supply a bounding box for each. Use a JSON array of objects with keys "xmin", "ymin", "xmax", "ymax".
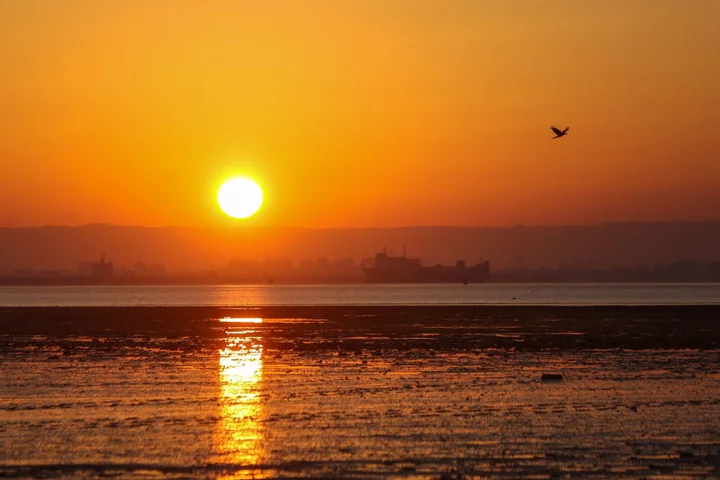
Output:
[{"xmin": 2, "ymin": 305, "xmax": 720, "ymax": 352}]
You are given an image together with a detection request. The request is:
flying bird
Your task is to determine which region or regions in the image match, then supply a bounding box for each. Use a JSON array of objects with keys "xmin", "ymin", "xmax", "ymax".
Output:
[{"xmin": 551, "ymin": 126, "xmax": 569, "ymax": 139}]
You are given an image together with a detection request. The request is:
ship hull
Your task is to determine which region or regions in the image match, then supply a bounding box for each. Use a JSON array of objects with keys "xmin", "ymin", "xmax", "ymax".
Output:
[
  {"xmin": 362, "ymin": 266, "xmax": 489, "ymax": 284},
  {"xmin": 362, "ymin": 250, "xmax": 490, "ymax": 284}
]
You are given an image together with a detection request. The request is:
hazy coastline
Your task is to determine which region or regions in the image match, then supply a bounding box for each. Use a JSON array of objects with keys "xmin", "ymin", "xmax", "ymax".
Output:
[{"xmin": 3, "ymin": 221, "xmax": 720, "ymax": 277}]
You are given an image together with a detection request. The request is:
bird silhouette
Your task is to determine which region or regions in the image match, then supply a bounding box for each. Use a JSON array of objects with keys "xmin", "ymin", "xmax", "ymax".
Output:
[{"xmin": 551, "ymin": 126, "xmax": 569, "ymax": 139}]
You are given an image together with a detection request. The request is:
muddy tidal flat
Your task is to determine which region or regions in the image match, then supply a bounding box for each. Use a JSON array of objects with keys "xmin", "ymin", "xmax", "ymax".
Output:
[{"xmin": 2, "ymin": 306, "xmax": 720, "ymax": 479}]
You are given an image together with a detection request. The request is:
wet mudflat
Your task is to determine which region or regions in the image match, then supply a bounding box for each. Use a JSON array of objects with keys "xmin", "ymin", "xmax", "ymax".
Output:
[{"xmin": 1, "ymin": 306, "xmax": 720, "ymax": 478}]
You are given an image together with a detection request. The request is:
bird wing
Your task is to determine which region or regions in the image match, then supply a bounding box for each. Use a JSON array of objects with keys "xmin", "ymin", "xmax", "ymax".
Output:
[{"xmin": 551, "ymin": 126, "xmax": 563, "ymax": 135}]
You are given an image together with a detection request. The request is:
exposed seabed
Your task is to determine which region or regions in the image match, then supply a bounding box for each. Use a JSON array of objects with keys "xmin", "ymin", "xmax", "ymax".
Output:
[{"xmin": 1, "ymin": 306, "xmax": 719, "ymax": 478}]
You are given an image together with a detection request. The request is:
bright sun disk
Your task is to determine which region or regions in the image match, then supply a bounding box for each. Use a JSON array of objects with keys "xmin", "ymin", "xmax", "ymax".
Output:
[{"xmin": 218, "ymin": 178, "xmax": 263, "ymax": 219}]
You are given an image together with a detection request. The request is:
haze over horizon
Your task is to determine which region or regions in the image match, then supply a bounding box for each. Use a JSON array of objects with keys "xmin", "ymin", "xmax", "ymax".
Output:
[
  {"xmin": 2, "ymin": 1, "xmax": 720, "ymax": 229},
  {"xmin": 2, "ymin": 221, "xmax": 720, "ymax": 274},
  {"xmin": 7, "ymin": 216, "xmax": 720, "ymax": 230}
]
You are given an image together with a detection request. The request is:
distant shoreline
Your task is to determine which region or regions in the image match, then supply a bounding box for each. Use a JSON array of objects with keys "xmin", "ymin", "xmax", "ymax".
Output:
[
  {"xmin": 3, "ymin": 221, "xmax": 720, "ymax": 282},
  {"xmin": 3, "ymin": 277, "xmax": 720, "ymax": 286}
]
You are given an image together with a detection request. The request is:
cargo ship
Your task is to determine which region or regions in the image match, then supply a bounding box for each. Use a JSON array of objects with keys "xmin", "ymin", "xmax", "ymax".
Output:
[{"xmin": 361, "ymin": 249, "xmax": 490, "ymax": 284}]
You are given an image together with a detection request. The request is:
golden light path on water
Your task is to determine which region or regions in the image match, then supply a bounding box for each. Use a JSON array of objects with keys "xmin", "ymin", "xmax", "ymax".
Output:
[
  {"xmin": 214, "ymin": 318, "xmax": 265, "ymax": 475},
  {"xmin": 220, "ymin": 317, "xmax": 263, "ymax": 324}
]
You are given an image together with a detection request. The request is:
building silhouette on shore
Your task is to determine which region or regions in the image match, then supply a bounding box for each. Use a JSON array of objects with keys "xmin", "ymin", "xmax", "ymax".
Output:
[{"xmin": 91, "ymin": 254, "xmax": 114, "ymax": 280}]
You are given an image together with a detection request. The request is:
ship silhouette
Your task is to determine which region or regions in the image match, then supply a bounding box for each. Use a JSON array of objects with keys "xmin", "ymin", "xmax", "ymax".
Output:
[{"xmin": 362, "ymin": 248, "xmax": 490, "ymax": 284}]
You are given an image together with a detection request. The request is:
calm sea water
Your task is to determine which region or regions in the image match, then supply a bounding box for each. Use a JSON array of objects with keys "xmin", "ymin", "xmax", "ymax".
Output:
[{"xmin": 0, "ymin": 283, "xmax": 719, "ymax": 306}]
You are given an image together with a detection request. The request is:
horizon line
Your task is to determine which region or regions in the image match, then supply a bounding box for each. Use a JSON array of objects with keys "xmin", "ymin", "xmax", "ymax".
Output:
[{"xmin": 1, "ymin": 218, "xmax": 720, "ymax": 231}]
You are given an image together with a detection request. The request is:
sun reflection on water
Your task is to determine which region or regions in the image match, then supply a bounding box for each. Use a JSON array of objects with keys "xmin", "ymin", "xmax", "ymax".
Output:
[
  {"xmin": 215, "ymin": 326, "xmax": 265, "ymax": 473},
  {"xmin": 220, "ymin": 317, "xmax": 263, "ymax": 324}
]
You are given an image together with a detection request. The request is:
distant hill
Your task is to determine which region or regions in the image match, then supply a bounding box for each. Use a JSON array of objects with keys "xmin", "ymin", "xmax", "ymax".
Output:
[{"xmin": 0, "ymin": 221, "xmax": 719, "ymax": 273}]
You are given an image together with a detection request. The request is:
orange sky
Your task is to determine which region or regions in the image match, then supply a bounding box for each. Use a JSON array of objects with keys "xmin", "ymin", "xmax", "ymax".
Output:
[{"xmin": 1, "ymin": 1, "xmax": 719, "ymax": 228}]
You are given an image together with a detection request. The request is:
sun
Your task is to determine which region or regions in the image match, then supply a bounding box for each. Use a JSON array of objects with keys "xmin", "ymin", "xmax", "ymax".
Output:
[{"xmin": 218, "ymin": 178, "xmax": 263, "ymax": 219}]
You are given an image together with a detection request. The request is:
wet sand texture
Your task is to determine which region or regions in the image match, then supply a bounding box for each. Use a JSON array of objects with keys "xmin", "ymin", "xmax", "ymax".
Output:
[{"xmin": 1, "ymin": 306, "xmax": 719, "ymax": 478}]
